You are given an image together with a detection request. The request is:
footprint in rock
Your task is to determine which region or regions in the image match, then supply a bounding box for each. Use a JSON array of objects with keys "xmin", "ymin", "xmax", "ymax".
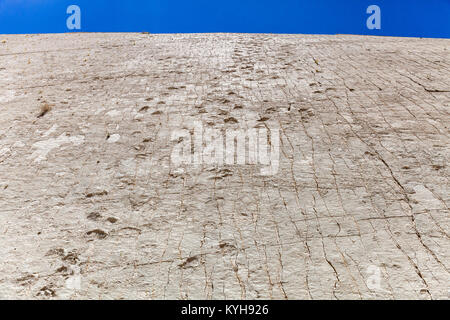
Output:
[
  {"xmin": 86, "ymin": 212, "xmax": 102, "ymax": 221},
  {"xmin": 86, "ymin": 229, "xmax": 108, "ymax": 240},
  {"xmin": 55, "ymin": 266, "xmax": 70, "ymax": 275},
  {"xmin": 139, "ymin": 106, "xmax": 150, "ymax": 113},
  {"xmin": 85, "ymin": 190, "xmax": 108, "ymax": 198},
  {"xmin": 46, "ymin": 248, "xmax": 65, "ymax": 257},
  {"xmin": 16, "ymin": 274, "xmax": 37, "ymax": 286},
  {"xmin": 37, "ymin": 286, "xmax": 56, "ymax": 297},
  {"xmin": 106, "ymin": 217, "xmax": 118, "ymax": 224},
  {"xmin": 224, "ymin": 117, "xmax": 238, "ymax": 124},
  {"xmin": 62, "ymin": 251, "xmax": 80, "ymax": 265},
  {"xmin": 178, "ymin": 256, "xmax": 199, "ymax": 269}
]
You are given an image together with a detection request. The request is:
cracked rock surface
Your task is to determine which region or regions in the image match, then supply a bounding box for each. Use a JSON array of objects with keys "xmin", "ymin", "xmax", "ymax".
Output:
[{"xmin": 0, "ymin": 33, "xmax": 449, "ymax": 299}]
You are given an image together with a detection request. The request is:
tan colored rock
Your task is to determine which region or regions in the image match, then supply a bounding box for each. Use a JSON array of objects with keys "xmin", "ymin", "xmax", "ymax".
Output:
[{"xmin": 0, "ymin": 33, "xmax": 448, "ymax": 299}]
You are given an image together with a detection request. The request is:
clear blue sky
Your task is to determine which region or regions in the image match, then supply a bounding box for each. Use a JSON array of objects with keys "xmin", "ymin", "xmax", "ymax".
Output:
[{"xmin": 0, "ymin": 0, "xmax": 449, "ymax": 38}]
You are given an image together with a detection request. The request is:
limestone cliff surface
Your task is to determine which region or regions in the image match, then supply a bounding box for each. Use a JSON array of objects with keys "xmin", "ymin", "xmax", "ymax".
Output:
[{"xmin": 0, "ymin": 33, "xmax": 448, "ymax": 299}]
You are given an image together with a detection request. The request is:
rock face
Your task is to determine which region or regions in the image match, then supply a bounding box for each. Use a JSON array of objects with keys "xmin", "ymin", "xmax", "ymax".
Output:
[{"xmin": 0, "ymin": 33, "xmax": 449, "ymax": 300}]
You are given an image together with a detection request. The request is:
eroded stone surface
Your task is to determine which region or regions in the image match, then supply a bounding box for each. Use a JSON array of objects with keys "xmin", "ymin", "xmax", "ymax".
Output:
[{"xmin": 0, "ymin": 33, "xmax": 449, "ymax": 299}]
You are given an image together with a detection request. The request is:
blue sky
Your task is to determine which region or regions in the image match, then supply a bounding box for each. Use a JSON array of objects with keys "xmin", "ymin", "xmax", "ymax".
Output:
[{"xmin": 0, "ymin": 0, "xmax": 449, "ymax": 38}]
